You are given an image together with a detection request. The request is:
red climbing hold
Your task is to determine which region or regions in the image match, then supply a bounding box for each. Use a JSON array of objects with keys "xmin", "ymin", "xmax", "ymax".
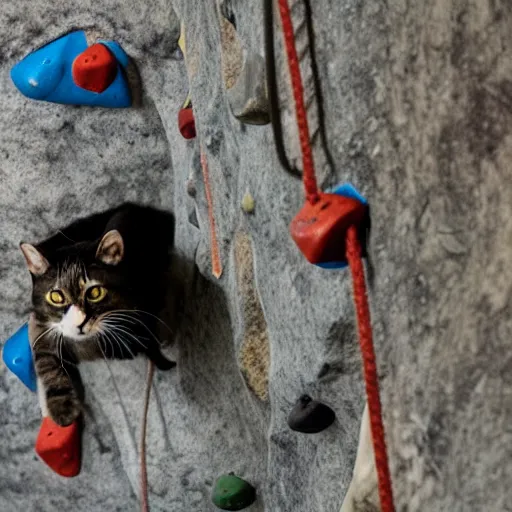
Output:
[
  {"xmin": 35, "ymin": 417, "xmax": 81, "ymax": 478},
  {"xmin": 72, "ymin": 43, "xmax": 117, "ymax": 93},
  {"xmin": 289, "ymin": 193, "xmax": 368, "ymax": 265},
  {"xmin": 178, "ymin": 107, "xmax": 196, "ymax": 139}
]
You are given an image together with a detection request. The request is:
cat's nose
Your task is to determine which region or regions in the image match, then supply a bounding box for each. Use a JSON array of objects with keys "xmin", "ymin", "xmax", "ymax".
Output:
[
  {"xmin": 68, "ymin": 305, "xmax": 86, "ymax": 327},
  {"xmin": 77, "ymin": 316, "xmax": 87, "ymax": 333}
]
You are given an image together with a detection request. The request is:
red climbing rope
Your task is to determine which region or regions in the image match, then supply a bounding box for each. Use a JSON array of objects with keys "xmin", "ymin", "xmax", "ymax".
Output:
[
  {"xmin": 346, "ymin": 226, "xmax": 395, "ymax": 512},
  {"xmin": 277, "ymin": 0, "xmax": 320, "ymax": 204},
  {"xmin": 276, "ymin": 1, "xmax": 395, "ymax": 510},
  {"xmin": 140, "ymin": 360, "xmax": 155, "ymax": 512}
]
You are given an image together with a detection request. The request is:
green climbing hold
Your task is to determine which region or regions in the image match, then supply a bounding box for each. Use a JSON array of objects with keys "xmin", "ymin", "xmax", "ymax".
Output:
[{"xmin": 212, "ymin": 474, "xmax": 256, "ymax": 510}]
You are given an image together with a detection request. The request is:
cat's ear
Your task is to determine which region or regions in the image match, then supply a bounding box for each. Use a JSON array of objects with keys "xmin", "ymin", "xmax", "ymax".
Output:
[
  {"xmin": 96, "ymin": 230, "xmax": 124, "ymax": 265},
  {"xmin": 20, "ymin": 243, "xmax": 50, "ymax": 275}
]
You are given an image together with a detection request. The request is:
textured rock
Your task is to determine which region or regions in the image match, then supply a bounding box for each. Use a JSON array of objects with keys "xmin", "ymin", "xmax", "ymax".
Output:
[
  {"xmin": 1, "ymin": 1, "xmax": 511, "ymax": 512},
  {"xmin": 234, "ymin": 232, "xmax": 269, "ymax": 400}
]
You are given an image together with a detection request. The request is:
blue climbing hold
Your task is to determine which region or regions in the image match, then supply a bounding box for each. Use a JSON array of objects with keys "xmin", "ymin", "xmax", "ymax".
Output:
[
  {"xmin": 2, "ymin": 323, "xmax": 37, "ymax": 392},
  {"xmin": 97, "ymin": 40, "xmax": 130, "ymax": 68},
  {"xmin": 330, "ymin": 183, "xmax": 368, "ymax": 206},
  {"xmin": 10, "ymin": 30, "xmax": 131, "ymax": 108},
  {"xmin": 315, "ymin": 183, "xmax": 368, "ymax": 270}
]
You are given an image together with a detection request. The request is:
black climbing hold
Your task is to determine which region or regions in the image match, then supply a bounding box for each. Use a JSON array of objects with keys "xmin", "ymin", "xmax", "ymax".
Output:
[
  {"xmin": 186, "ymin": 178, "xmax": 197, "ymax": 197},
  {"xmin": 212, "ymin": 474, "xmax": 256, "ymax": 511},
  {"xmin": 287, "ymin": 394, "xmax": 336, "ymax": 434}
]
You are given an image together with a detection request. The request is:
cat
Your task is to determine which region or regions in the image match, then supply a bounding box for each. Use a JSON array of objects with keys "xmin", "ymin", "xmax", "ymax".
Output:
[{"xmin": 20, "ymin": 203, "xmax": 180, "ymax": 427}]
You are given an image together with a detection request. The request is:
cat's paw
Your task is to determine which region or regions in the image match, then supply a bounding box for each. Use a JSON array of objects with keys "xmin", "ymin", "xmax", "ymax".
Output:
[
  {"xmin": 148, "ymin": 349, "xmax": 176, "ymax": 371},
  {"xmin": 47, "ymin": 389, "xmax": 82, "ymax": 426},
  {"xmin": 155, "ymin": 358, "xmax": 177, "ymax": 371}
]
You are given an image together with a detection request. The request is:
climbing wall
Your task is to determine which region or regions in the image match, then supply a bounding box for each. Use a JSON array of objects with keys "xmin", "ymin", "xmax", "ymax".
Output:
[
  {"xmin": 2, "ymin": 0, "xmax": 512, "ymax": 511},
  {"xmin": 0, "ymin": 1, "xmax": 364, "ymax": 510}
]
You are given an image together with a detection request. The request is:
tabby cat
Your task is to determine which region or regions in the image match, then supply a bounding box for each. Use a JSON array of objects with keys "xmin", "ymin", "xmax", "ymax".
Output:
[{"xmin": 20, "ymin": 203, "xmax": 178, "ymax": 426}]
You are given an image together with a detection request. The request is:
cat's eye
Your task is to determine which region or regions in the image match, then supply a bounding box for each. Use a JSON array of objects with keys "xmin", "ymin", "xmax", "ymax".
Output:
[
  {"xmin": 86, "ymin": 286, "xmax": 107, "ymax": 303},
  {"xmin": 46, "ymin": 289, "xmax": 66, "ymax": 307}
]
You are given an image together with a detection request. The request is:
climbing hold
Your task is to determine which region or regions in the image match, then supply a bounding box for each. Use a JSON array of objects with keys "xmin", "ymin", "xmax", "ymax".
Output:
[
  {"xmin": 289, "ymin": 183, "xmax": 369, "ymax": 268},
  {"xmin": 35, "ymin": 416, "xmax": 81, "ymax": 478},
  {"xmin": 235, "ymin": 232, "xmax": 270, "ymax": 401},
  {"xmin": 72, "ymin": 43, "xmax": 117, "ymax": 93},
  {"xmin": 212, "ymin": 474, "xmax": 256, "ymax": 511},
  {"xmin": 200, "ymin": 149, "xmax": 223, "ymax": 279},
  {"xmin": 10, "ymin": 30, "xmax": 131, "ymax": 107},
  {"xmin": 97, "ymin": 40, "xmax": 130, "ymax": 68},
  {"xmin": 178, "ymin": 106, "xmax": 196, "ymax": 139},
  {"xmin": 287, "ymin": 395, "xmax": 336, "ymax": 434},
  {"xmin": 176, "ymin": 25, "xmax": 196, "ymax": 139},
  {"xmin": 2, "ymin": 323, "xmax": 36, "ymax": 392},
  {"xmin": 186, "ymin": 178, "xmax": 197, "ymax": 198},
  {"xmin": 188, "ymin": 208, "xmax": 199, "ymax": 229},
  {"xmin": 227, "ymin": 53, "xmax": 270, "ymax": 125},
  {"xmin": 315, "ymin": 183, "xmax": 369, "ymax": 269},
  {"xmin": 178, "ymin": 22, "xmax": 187, "ymax": 59},
  {"xmin": 219, "ymin": 15, "xmax": 243, "ymax": 91},
  {"xmin": 241, "ymin": 192, "xmax": 255, "ymax": 213}
]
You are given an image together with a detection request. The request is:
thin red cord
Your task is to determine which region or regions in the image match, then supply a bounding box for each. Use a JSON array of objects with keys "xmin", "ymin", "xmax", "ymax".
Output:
[
  {"xmin": 140, "ymin": 360, "xmax": 155, "ymax": 512},
  {"xmin": 277, "ymin": 0, "xmax": 320, "ymax": 204},
  {"xmin": 346, "ymin": 226, "xmax": 395, "ymax": 512}
]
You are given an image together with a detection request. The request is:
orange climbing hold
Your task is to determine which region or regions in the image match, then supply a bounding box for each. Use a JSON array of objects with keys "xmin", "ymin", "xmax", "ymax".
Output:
[
  {"xmin": 35, "ymin": 417, "xmax": 81, "ymax": 478},
  {"xmin": 200, "ymin": 149, "xmax": 223, "ymax": 279},
  {"xmin": 289, "ymin": 193, "xmax": 367, "ymax": 265},
  {"xmin": 72, "ymin": 43, "xmax": 117, "ymax": 93}
]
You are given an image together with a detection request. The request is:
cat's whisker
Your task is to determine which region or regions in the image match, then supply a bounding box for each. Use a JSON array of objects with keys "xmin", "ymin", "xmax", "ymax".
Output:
[
  {"xmin": 103, "ymin": 330, "xmax": 125, "ymax": 361},
  {"xmin": 58, "ymin": 334, "xmax": 73, "ymax": 382},
  {"xmin": 105, "ymin": 326, "xmax": 137, "ymax": 360},
  {"xmin": 101, "ymin": 329, "xmax": 122, "ymax": 359},
  {"xmin": 35, "ymin": 348, "xmax": 78, "ymax": 367},
  {"xmin": 102, "ymin": 312, "xmax": 166, "ymax": 347},
  {"xmin": 100, "ymin": 313, "xmax": 142, "ymax": 332},
  {"xmin": 101, "ymin": 313, "xmax": 138, "ymax": 326},
  {"xmin": 31, "ymin": 325, "xmax": 56, "ymax": 350},
  {"xmin": 95, "ymin": 330, "xmax": 111, "ymax": 365},
  {"xmin": 102, "ymin": 321, "xmax": 148, "ymax": 350},
  {"xmin": 99, "ymin": 330, "xmax": 117, "ymax": 362},
  {"xmin": 113, "ymin": 325, "xmax": 148, "ymax": 349},
  {"xmin": 57, "ymin": 229, "xmax": 76, "ymax": 243},
  {"xmin": 110, "ymin": 309, "xmax": 175, "ymax": 335}
]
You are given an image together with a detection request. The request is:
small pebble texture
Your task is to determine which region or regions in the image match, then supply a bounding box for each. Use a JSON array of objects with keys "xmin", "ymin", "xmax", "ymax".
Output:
[{"xmin": 2, "ymin": 0, "xmax": 511, "ymax": 511}]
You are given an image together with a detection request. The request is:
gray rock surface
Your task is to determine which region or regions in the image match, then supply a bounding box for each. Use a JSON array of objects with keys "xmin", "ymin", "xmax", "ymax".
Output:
[
  {"xmin": 1, "ymin": 1, "xmax": 511, "ymax": 512},
  {"xmin": 227, "ymin": 53, "xmax": 270, "ymax": 125}
]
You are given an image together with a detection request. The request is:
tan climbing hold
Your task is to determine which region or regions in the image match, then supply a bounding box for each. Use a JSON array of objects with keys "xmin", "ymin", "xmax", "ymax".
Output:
[
  {"xmin": 234, "ymin": 232, "xmax": 270, "ymax": 401},
  {"xmin": 220, "ymin": 16, "xmax": 243, "ymax": 90}
]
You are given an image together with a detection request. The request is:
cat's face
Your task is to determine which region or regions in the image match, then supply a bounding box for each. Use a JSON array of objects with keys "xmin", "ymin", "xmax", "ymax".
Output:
[{"xmin": 21, "ymin": 230, "xmax": 136, "ymax": 351}]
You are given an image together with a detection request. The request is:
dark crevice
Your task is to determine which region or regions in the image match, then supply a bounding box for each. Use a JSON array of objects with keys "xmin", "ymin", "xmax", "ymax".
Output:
[{"xmin": 303, "ymin": 0, "xmax": 337, "ymax": 187}]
